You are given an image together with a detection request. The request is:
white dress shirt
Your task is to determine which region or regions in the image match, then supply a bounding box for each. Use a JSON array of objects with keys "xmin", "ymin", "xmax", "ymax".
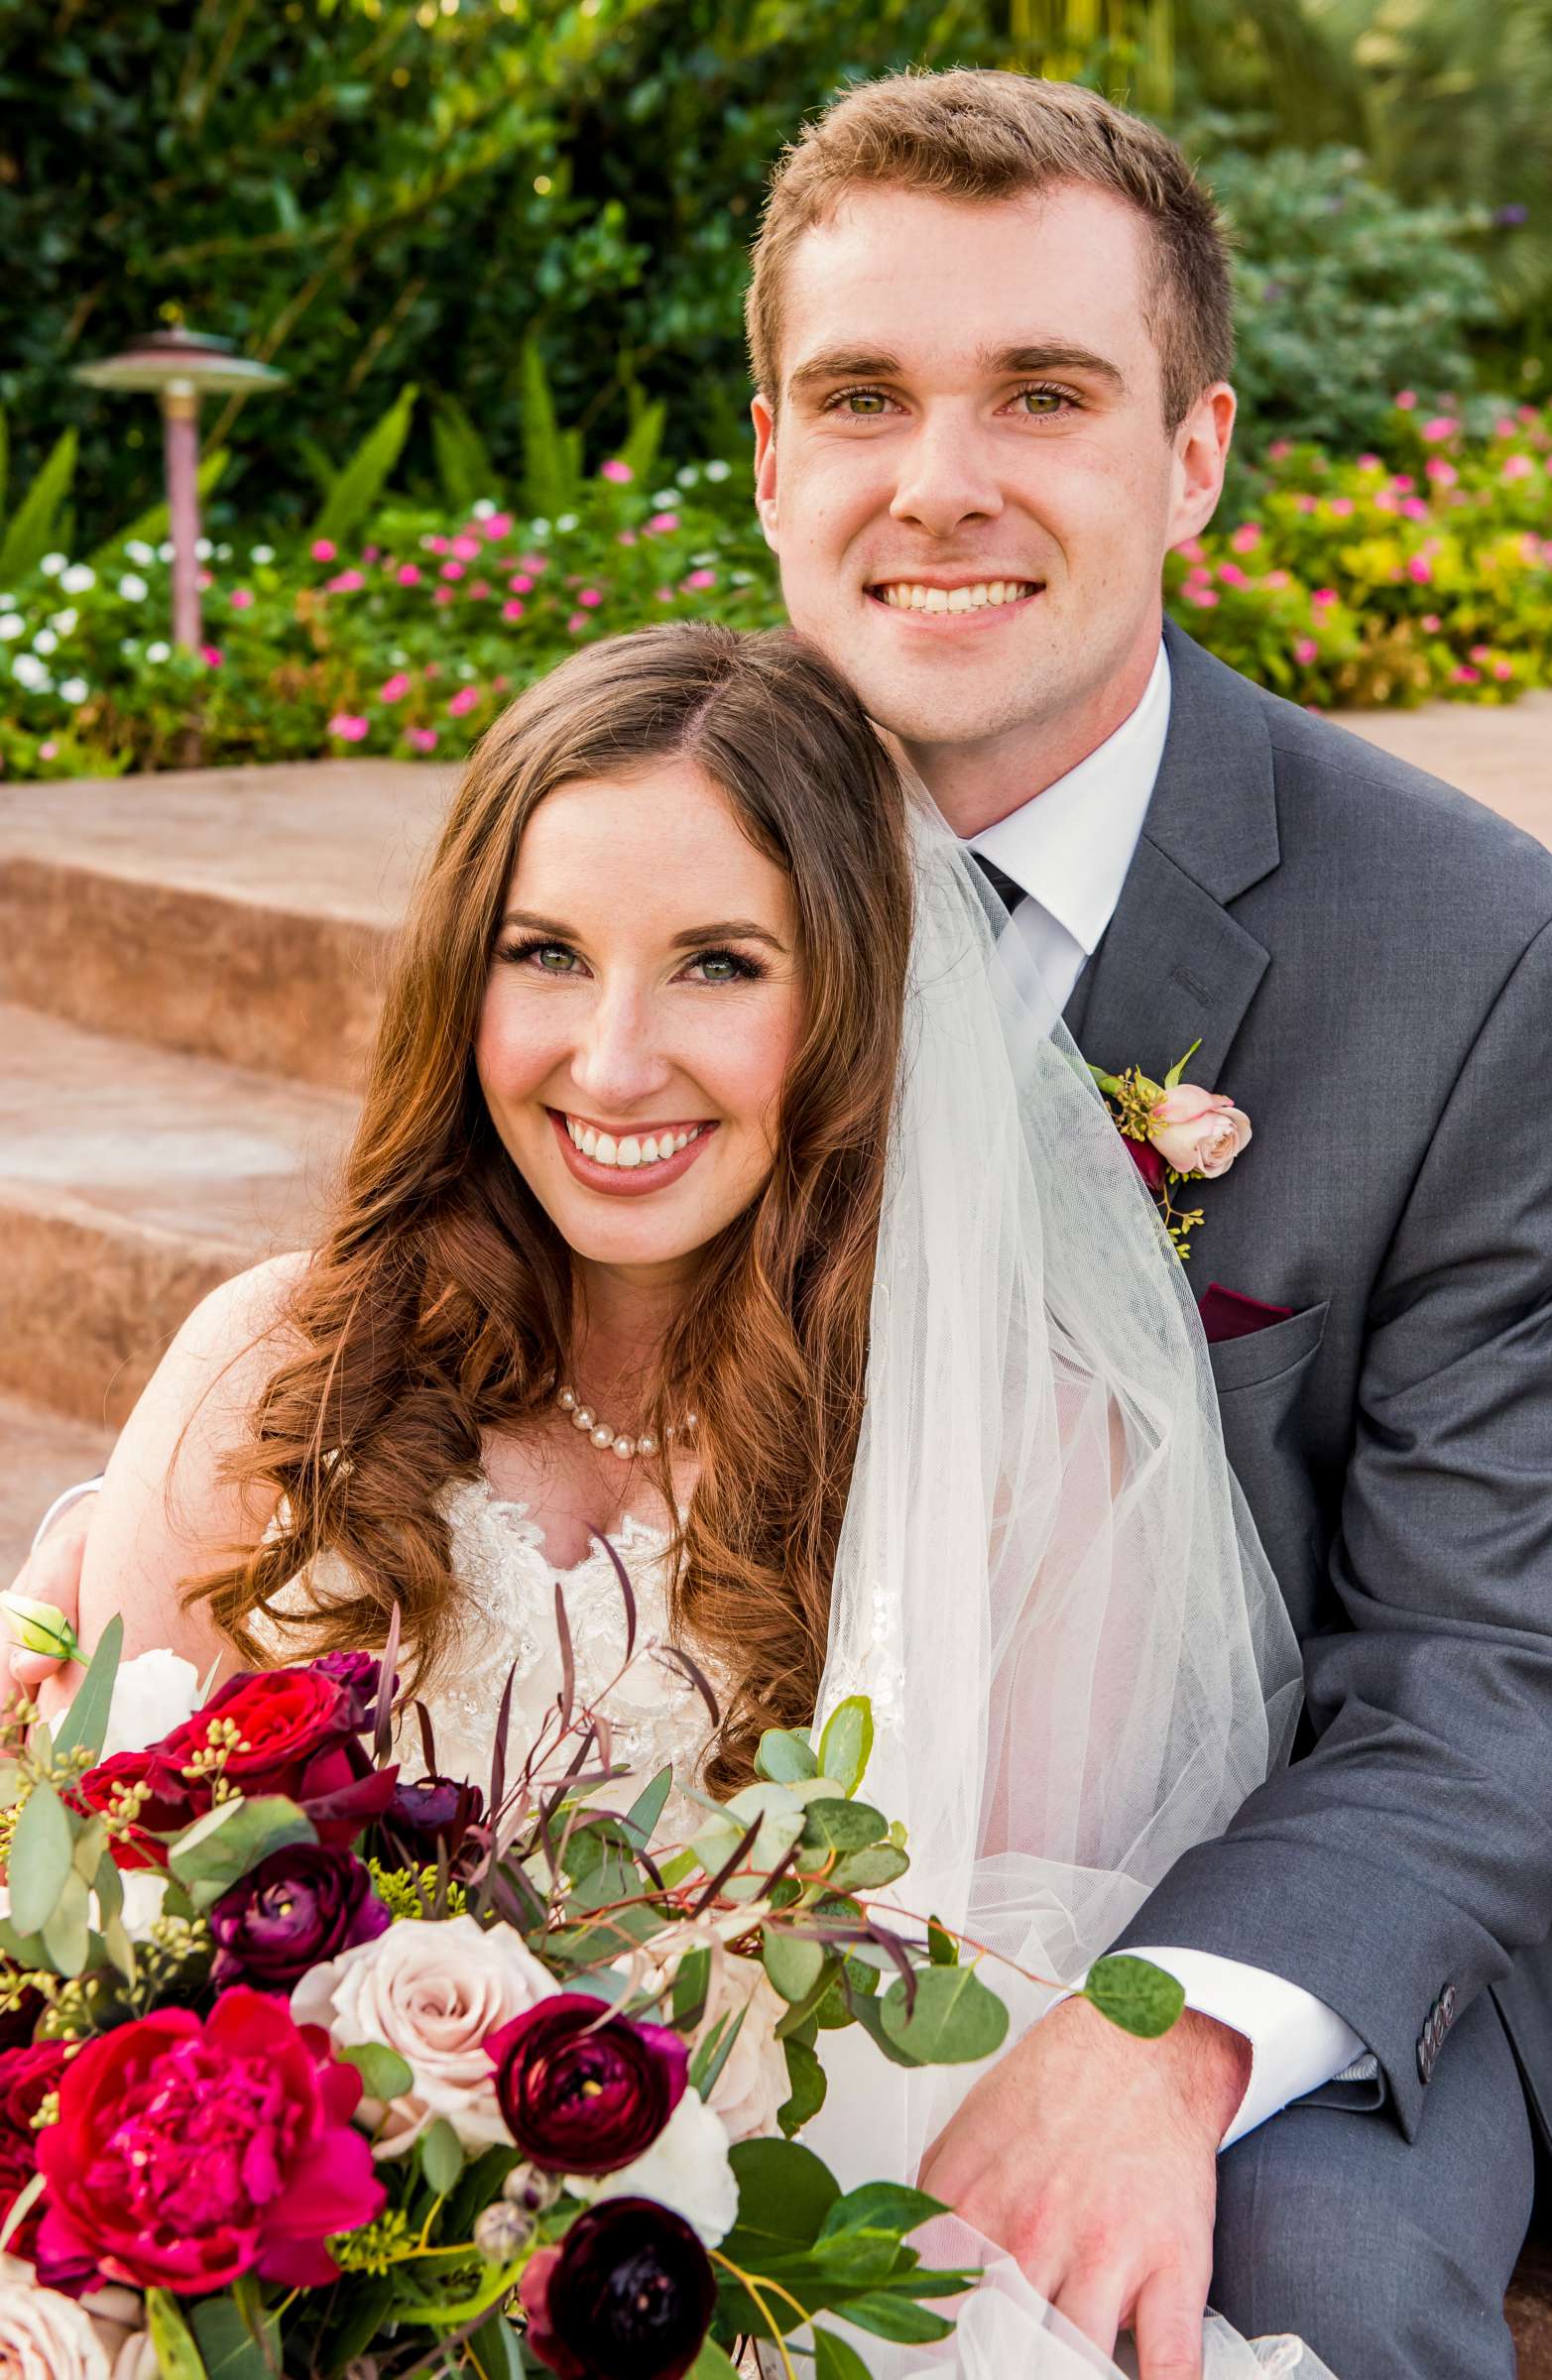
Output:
[{"xmin": 971, "ymin": 642, "xmax": 1371, "ymax": 2147}]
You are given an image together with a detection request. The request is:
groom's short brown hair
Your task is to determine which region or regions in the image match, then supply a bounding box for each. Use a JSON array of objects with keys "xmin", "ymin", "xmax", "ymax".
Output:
[{"xmin": 746, "ymin": 68, "xmax": 1233, "ymax": 433}]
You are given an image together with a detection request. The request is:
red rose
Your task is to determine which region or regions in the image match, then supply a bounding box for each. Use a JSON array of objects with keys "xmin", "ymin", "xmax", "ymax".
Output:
[
  {"xmin": 35, "ymin": 1986, "xmax": 385, "ymax": 2293},
  {"xmin": 0, "ymin": 2039, "xmax": 70, "ymax": 2257},
  {"xmin": 155, "ymin": 1669, "xmax": 351, "ymax": 1799},
  {"xmin": 73, "ymin": 1749, "xmax": 187, "ymax": 1869},
  {"xmin": 520, "ymin": 2200, "xmax": 717, "ymax": 2380},
  {"xmin": 489, "ymin": 1993, "xmax": 687, "ymax": 2176},
  {"xmin": 1123, "ymin": 1132, "xmax": 1169, "ymax": 1194}
]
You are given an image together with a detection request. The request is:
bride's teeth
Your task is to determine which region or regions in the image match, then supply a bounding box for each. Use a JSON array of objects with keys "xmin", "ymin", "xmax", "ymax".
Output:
[
  {"xmin": 566, "ymin": 1118, "xmax": 709, "ymax": 1168},
  {"xmin": 581, "ymin": 1126, "xmax": 598, "ymax": 1156},
  {"xmin": 617, "ymin": 1135, "xmax": 642, "ymax": 1167},
  {"xmin": 595, "ymin": 1131, "xmax": 618, "ymax": 1164},
  {"xmin": 641, "ymin": 1135, "xmax": 659, "ymax": 1165}
]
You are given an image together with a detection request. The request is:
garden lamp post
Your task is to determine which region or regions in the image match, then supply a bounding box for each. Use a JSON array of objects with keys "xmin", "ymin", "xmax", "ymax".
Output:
[{"xmin": 73, "ymin": 329, "xmax": 287, "ymax": 652}]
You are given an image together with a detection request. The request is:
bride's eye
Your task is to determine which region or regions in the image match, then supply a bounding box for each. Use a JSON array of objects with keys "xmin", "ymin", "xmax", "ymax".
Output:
[
  {"xmin": 498, "ymin": 936, "xmax": 584, "ymax": 976},
  {"xmin": 682, "ymin": 947, "xmax": 765, "ymax": 985}
]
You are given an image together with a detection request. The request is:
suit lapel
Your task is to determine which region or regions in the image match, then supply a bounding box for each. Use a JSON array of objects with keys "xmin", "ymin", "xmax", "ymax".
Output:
[{"xmin": 1064, "ymin": 623, "xmax": 1278, "ymax": 1090}]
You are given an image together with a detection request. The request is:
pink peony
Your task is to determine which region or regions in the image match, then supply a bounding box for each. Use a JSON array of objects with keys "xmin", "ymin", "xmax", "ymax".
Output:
[
  {"xmin": 1217, "ymin": 561, "xmax": 1248, "ymax": 588},
  {"xmin": 645, "ymin": 512, "xmax": 680, "ymax": 536},
  {"xmin": 509, "ymin": 572, "xmax": 535, "ymax": 594},
  {"xmin": 1266, "ymin": 439, "xmax": 1293, "ymax": 460},
  {"xmin": 451, "ymin": 534, "xmax": 482, "ymax": 561},
  {"xmin": 618, "ymin": 529, "xmax": 638, "ymax": 545},
  {"xmin": 1420, "ymin": 416, "xmax": 1458, "ymax": 443},
  {"xmin": 1493, "ymin": 658, "xmax": 1514, "ymax": 681},
  {"xmin": 1358, "ymin": 453, "xmax": 1381, "ymax": 470},
  {"xmin": 379, "ymin": 673, "xmax": 411, "ymax": 703},
  {"xmin": 1394, "ymin": 390, "xmax": 1417, "ymax": 410},
  {"xmin": 35, "ymin": 1990, "xmax": 383, "ymax": 2294},
  {"xmin": 481, "ymin": 513, "xmax": 514, "ymax": 539},
  {"xmin": 1182, "ymin": 587, "xmax": 1220, "ymax": 608},
  {"xmin": 517, "ymin": 552, "xmax": 548, "ymax": 573},
  {"xmin": 434, "ymin": 587, "xmax": 454, "ymax": 606},
  {"xmin": 1229, "ymin": 523, "xmax": 1261, "ymax": 553},
  {"xmin": 1421, "ymin": 614, "xmax": 1442, "ymax": 632},
  {"xmin": 309, "ymin": 538, "xmax": 337, "ymax": 562},
  {"xmin": 447, "ymin": 686, "xmax": 480, "ymax": 716},
  {"xmin": 327, "ymin": 714, "xmax": 370, "ymax": 742},
  {"xmin": 406, "ymin": 727, "xmax": 438, "ymax": 752},
  {"xmin": 229, "ymin": 588, "xmax": 254, "ymax": 611},
  {"xmin": 1454, "ymin": 664, "xmax": 1482, "ymax": 684},
  {"xmin": 681, "ymin": 568, "xmax": 716, "ymax": 591},
  {"xmin": 1425, "ymin": 459, "xmax": 1458, "ymax": 486},
  {"xmin": 1502, "ymin": 455, "xmax": 1534, "ymax": 481},
  {"xmin": 425, "ymin": 534, "xmax": 449, "ymax": 554},
  {"xmin": 1294, "ymin": 638, "xmax": 1319, "ymax": 665},
  {"xmin": 567, "ymin": 610, "xmax": 589, "ymax": 633},
  {"xmin": 200, "ymin": 645, "xmax": 223, "ymax": 667},
  {"xmin": 1147, "ymin": 1084, "xmax": 1252, "ymax": 1179},
  {"xmin": 1328, "ymin": 496, "xmax": 1354, "ymax": 518},
  {"xmin": 1401, "ymin": 497, "xmax": 1430, "ymax": 522},
  {"xmin": 578, "ymin": 587, "xmax": 603, "ymax": 608},
  {"xmin": 600, "ymin": 459, "xmax": 634, "ymax": 484},
  {"xmin": 324, "ymin": 569, "xmax": 364, "ymax": 594},
  {"xmin": 503, "ymin": 600, "xmax": 526, "ymax": 622},
  {"xmin": 397, "ymin": 562, "xmax": 421, "ymax": 586},
  {"xmin": 440, "ymin": 559, "xmax": 465, "ymax": 581},
  {"xmin": 1406, "ymin": 555, "xmax": 1433, "ymax": 583}
]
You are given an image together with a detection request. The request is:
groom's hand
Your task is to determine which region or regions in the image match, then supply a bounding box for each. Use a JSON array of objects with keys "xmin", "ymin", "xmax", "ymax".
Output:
[{"xmin": 918, "ymin": 1995, "xmax": 1251, "ymax": 2380}]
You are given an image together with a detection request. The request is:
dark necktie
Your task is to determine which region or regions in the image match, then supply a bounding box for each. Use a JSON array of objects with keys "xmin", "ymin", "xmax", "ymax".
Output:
[{"xmin": 972, "ymin": 852, "xmax": 1025, "ymax": 917}]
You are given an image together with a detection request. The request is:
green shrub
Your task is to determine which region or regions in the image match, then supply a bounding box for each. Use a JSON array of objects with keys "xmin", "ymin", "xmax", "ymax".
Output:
[{"xmin": 3, "ymin": 409, "xmax": 1548, "ymax": 783}]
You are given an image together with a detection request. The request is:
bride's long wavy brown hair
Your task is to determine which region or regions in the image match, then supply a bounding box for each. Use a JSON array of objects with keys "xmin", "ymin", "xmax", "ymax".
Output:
[{"xmin": 189, "ymin": 622, "xmax": 913, "ymax": 1788}]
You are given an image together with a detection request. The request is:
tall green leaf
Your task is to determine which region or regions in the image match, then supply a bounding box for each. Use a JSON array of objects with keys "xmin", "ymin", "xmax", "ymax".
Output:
[
  {"xmin": 617, "ymin": 396, "xmax": 666, "ymax": 489},
  {"xmin": 8, "ymin": 1776, "xmax": 74, "ymax": 1937},
  {"xmin": 432, "ymin": 392, "xmax": 502, "ymax": 515},
  {"xmin": 0, "ymin": 427, "xmax": 76, "ymax": 586},
  {"xmin": 310, "ymin": 382, "xmax": 418, "ymax": 546},
  {"xmin": 53, "ymin": 1613, "xmax": 123, "ymax": 1765},
  {"xmin": 0, "ymin": 409, "xmax": 8, "ymax": 536},
  {"xmin": 519, "ymin": 341, "xmax": 574, "ymax": 520}
]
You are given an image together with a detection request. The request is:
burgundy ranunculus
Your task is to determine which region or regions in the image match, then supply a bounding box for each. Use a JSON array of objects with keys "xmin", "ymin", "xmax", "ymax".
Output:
[
  {"xmin": 35, "ymin": 1986, "xmax": 385, "ymax": 2294},
  {"xmin": 520, "ymin": 2199, "xmax": 717, "ymax": 2380},
  {"xmin": 489, "ymin": 1993, "xmax": 687, "ymax": 2176},
  {"xmin": 307, "ymin": 1648, "xmax": 390, "ymax": 1734},
  {"xmin": 377, "ymin": 1773, "xmax": 486, "ymax": 1873},
  {"xmin": 73, "ymin": 1748, "xmax": 188, "ymax": 1870},
  {"xmin": 0, "ymin": 2039, "xmax": 70, "ymax": 2257},
  {"xmin": 208, "ymin": 1844, "xmax": 390, "ymax": 1991}
]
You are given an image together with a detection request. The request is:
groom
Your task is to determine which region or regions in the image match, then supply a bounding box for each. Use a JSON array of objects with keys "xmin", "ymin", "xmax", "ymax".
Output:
[
  {"xmin": 16, "ymin": 64, "xmax": 1552, "ymax": 2380},
  {"xmin": 738, "ymin": 65, "xmax": 1552, "ymax": 2380}
]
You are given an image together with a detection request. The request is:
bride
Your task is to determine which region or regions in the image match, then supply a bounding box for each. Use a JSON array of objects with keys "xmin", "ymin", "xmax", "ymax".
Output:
[{"xmin": 60, "ymin": 620, "xmax": 1321, "ymax": 2378}]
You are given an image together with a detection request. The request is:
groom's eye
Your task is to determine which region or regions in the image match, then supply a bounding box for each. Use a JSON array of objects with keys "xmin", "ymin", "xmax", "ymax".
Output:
[
  {"xmin": 826, "ymin": 387, "xmax": 895, "ymax": 416},
  {"xmin": 1011, "ymin": 383, "xmax": 1076, "ymax": 416}
]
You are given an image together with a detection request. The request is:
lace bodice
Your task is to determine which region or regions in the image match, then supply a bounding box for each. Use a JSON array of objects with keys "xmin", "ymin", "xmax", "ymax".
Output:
[{"xmin": 266, "ymin": 1478, "xmax": 722, "ymax": 1842}]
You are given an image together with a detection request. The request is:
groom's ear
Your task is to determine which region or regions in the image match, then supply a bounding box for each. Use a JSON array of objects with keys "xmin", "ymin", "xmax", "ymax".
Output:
[
  {"xmin": 751, "ymin": 394, "xmax": 780, "ymax": 550},
  {"xmin": 1166, "ymin": 381, "xmax": 1237, "ymax": 548}
]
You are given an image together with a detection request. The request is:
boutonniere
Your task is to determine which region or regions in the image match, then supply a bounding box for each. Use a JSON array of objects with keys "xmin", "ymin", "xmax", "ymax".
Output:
[{"xmin": 1088, "ymin": 1039, "xmax": 1253, "ymax": 1259}]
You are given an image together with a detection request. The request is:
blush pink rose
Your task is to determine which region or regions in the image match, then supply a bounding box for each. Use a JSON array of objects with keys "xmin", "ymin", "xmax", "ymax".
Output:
[{"xmin": 1147, "ymin": 1084, "xmax": 1253, "ymax": 1179}]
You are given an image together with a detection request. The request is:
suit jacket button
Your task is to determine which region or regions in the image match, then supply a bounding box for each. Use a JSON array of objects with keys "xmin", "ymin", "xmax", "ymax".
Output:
[
  {"xmin": 1417, "ymin": 2036, "xmax": 1433, "ymax": 2085},
  {"xmin": 1442, "ymin": 1985, "xmax": 1458, "ymax": 2025}
]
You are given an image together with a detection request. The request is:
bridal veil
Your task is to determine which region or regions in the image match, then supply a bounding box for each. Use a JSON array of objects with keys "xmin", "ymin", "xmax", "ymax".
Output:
[{"xmin": 808, "ymin": 803, "xmax": 1322, "ymax": 2377}]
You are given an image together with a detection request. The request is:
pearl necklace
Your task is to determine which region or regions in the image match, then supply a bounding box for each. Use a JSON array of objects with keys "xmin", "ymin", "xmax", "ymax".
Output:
[{"xmin": 555, "ymin": 1385, "xmax": 696, "ymax": 1464}]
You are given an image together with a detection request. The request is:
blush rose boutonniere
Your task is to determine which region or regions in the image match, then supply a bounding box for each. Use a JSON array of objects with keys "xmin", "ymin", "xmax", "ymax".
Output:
[{"xmin": 1090, "ymin": 1038, "xmax": 1253, "ymax": 1258}]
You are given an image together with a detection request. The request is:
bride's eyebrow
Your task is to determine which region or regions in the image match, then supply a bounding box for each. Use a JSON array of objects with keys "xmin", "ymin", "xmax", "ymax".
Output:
[{"xmin": 672, "ymin": 919, "xmax": 788, "ymax": 953}]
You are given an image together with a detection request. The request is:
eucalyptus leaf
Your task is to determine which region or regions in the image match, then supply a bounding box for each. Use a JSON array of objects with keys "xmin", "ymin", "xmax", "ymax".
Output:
[
  {"xmin": 671, "ymin": 1945, "xmax": 710, "ymax": 2028},
  {"xmin": 339, "ymin": 2041, "xmax": 415, "ymax": 2100},
  {"xmin": 622, "ymin": 1764, "xmax": 672, "ymax": 1848},
  {"xmin": 0, "ymin": 1762, "xmax": 24, "ymax": 1810},
  {"xmin": 93, "ymin": 1849, "xmax": 124, "ymax": 1927},
  {"xmin": 53, "ymin": 1614, "xmax": 124, "ymax": 1764},
  {"xmin": 777, "ymin": 2036, "xmax": 826, "ymax": 2136},
  {"xmin": 841, "ymin": 2290, "xmax": 956, "ymax": 2345},
  {"xmin": 820, "ymin": 2181, "xmax": 943, "ymax": 2244},
  {"xmin": 880, "ymin": 1964, "xmax": 1009, "ymax": 2065},
  {"xmin": 817, "ymin": 1697, "xmax": 874, "ymax": 1797},
  {"xmin": 8, "ymin": 1777, "xmax": 74, "ymax": 1937},
  {"xmin": 726, "ymin": 2136, "xmax": 839, "ymax": 2252},
  {"xmin": 826, "ymin": 1844, "xmax": 910, "ymax": 1893},
  {"xmin": 800, "ymin": 1800, "xmax": 888, "ymax": 1855},
  {"xmin": 1083, "ymin": 1953, "xmax": 1187, "ymax": 2040},
  {"xmin": 755, "ymin": 1727, "xmax": 819, "ymax": 1785},
  {"xmin": 420, "ymin": 2113, "xmax": 464, "ymax": 2197},
  {"xmin": 147, "ymin": 2287, "xmax": 209, "ymax": 2379},
  {"xmin": 169, "ymin": 1796, "xmax": 316, "ymax": 1912},
  {"xmin": 761, "ymin": 1925, "xmax": 826, "ymax": 2005},
  {"xmin": 41, "ymin": 1867, "xmax": 91, "ymax": 1976},
  {"xmin": 813, "ymin": 2328, "xmax": 875, "ymax": 2380},
  {"xmin": 927, "ymin": 1915, "xmax": 959, "ymax": 1966}
]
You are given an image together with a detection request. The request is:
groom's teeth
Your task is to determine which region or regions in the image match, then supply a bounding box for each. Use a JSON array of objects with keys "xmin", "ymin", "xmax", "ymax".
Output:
[
  {"xmin": 564, "ymin": 1118, "xmax": 704, "ymax": 1170},
  {"xmin": 879, "ymin": 580, "xmax": 1035, "ymax": 611}
]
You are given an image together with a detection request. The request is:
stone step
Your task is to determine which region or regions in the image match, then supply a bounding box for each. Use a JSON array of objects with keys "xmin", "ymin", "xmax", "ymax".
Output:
[
  {"xmin": 0, "ymin": 758, "xmax": 448, "ymax": 1091},
  {"xmin": 0, "ymin": 1395, "xmax": 117, "ymax": 1583},
  {"xmin": 0, "ymin": 1002, "xmax": 355, "ymax": 1427}
]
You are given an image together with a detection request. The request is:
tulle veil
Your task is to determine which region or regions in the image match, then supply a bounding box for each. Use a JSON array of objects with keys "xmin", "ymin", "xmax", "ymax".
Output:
[{"xmin": 804, "ymin": 798, "xmax": 1331, "ymax": 2378}]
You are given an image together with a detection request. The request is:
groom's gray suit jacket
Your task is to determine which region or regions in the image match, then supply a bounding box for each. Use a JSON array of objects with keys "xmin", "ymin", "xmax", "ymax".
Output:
[{"xmin": 1068, "ymin": 620, "xmax": 1552, "ymax": 2146}]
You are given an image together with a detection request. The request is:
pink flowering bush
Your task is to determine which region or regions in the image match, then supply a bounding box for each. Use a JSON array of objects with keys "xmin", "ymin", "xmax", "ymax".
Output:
[{"xmin": 4, "ymin": 410, "xmax": 1552, "ymax": 781}]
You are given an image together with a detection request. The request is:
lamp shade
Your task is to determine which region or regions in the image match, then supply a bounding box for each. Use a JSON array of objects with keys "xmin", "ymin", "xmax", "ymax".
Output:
[{"xmin": 73, "ymin": 328, "xmax": 288, "ymax": 398}]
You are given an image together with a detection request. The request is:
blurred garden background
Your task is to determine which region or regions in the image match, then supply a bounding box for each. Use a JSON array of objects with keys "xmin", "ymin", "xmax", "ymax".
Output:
[{"xmin": 2, "ymin": 0, "xmax": 1551, "ymax": 780}]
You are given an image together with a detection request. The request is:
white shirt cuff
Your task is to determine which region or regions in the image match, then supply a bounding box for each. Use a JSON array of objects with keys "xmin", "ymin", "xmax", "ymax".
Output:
[
  {"xmin": 29, "ymin": 1477, "xmax": 105, "ymax": 1558},
  {"xmin": 1129, "ymin": 1946, "xmax": 1371, "ymax": 2148}
]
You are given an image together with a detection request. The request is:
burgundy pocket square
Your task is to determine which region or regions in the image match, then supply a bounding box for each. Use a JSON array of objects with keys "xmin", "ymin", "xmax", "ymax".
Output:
[{"xmin": 1199, "ymin": 1283, "xmax": 1294, "ymax": 1346}]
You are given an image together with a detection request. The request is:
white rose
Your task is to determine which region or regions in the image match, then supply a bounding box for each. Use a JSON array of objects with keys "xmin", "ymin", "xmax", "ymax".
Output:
[
  {"xmin": 116, "ymin": 1868, "xmax": 171, "ymax": 1942},
  {"xmin": 0, "ymin": 2283, "xmax": 111, "ymax": 2380},
  {"xmin": 290, "ymin": 1913, "xmax": 556, "ymax": 2158},
  {"xmin": 698, "ymin": 1956, "xmax": 790, "ymax": 2143},
  {"xmin": 99, "ymin": 1649, "xmax": 201, "ymax": 1759},
  {"xmin": 571, "ymin": 2087, "xmax": 738, "ymax": 2247}
]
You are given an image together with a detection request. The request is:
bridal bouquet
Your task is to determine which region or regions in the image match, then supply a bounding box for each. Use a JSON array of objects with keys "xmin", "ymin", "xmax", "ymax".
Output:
[{"xmin": 0, "ymin": 1592, "xmax": 1178, "ymax": 2380}]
